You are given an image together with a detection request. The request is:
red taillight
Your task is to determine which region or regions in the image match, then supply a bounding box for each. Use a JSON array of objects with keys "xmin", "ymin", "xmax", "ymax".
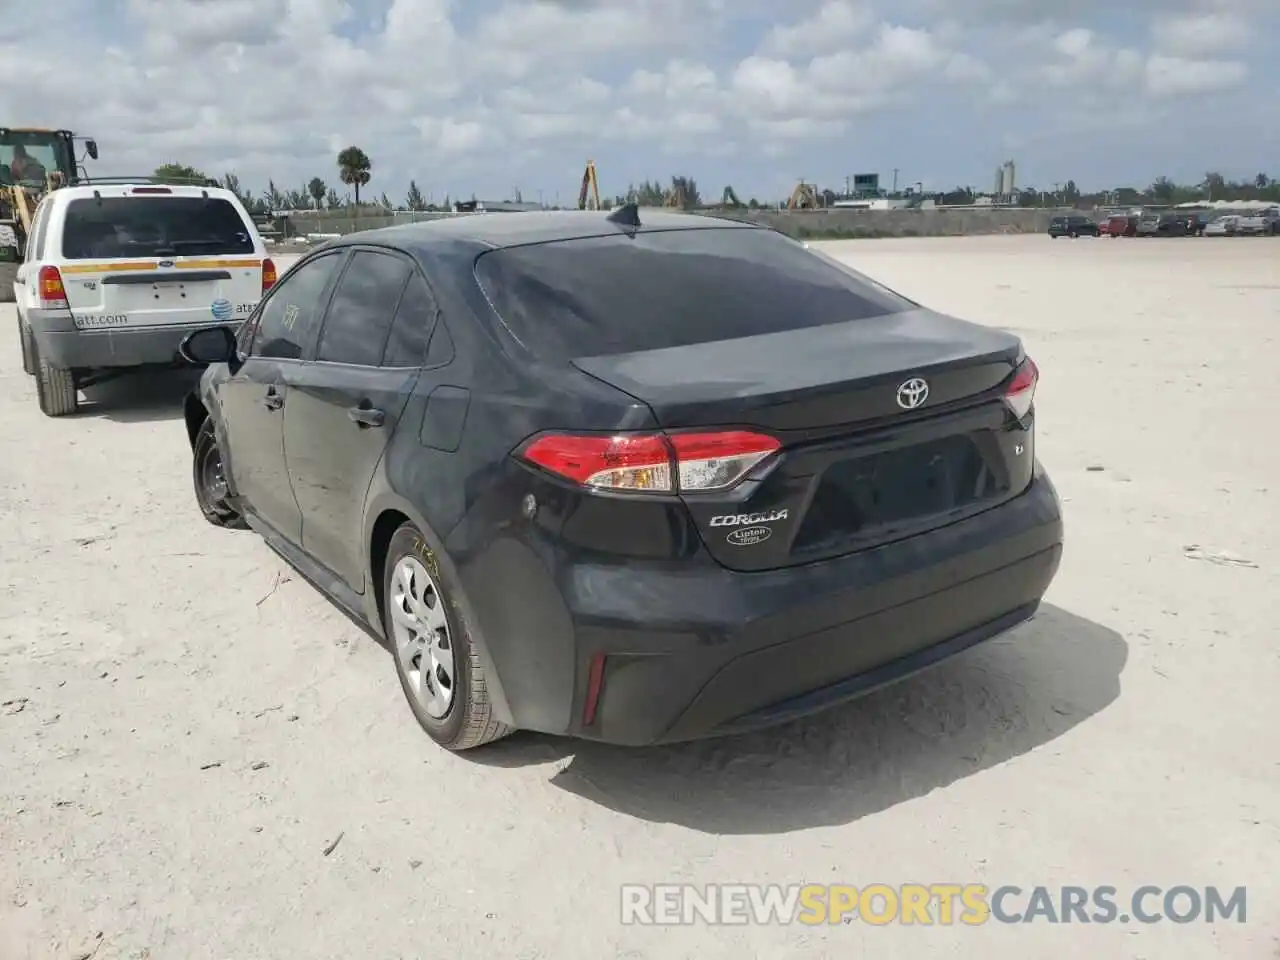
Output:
[
  {"xmin": 130, "ymin": 186, "xmax": 171, "ymax": 194},
  {"xmin": 1004, "ymin": 357, "xmax": 1038, "ymax": 419},
  {"xmin": 519, "ymin": 429, "xmax": 781, "ymax": 493},
  {"xmin": 261, "ymin": 257, "xmax": 277, "ymax": 293},
  {"xmin": 37, "ymin": 266, "xmax": 67, "ymax": 309}
]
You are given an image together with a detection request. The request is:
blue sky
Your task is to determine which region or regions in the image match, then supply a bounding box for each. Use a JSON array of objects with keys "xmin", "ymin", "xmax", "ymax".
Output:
[{"xmin": 2, "ymin": 0, "xmax": 1276, "ymax": 204}]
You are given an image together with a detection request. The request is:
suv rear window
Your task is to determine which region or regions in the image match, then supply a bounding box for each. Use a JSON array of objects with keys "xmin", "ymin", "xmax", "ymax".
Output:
[
  {"xmin": 473, "ymin": 227, "xmax": 913, "ymax": 358},
  {"xmin": 60, "ymin": 196, "xmax": 254, "ymax": 260}
]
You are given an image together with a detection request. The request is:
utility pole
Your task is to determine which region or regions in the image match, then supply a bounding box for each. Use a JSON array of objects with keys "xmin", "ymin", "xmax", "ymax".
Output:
[{"xmin": 892, "ymin": 168, "xmax": 899, "ymax": 193}]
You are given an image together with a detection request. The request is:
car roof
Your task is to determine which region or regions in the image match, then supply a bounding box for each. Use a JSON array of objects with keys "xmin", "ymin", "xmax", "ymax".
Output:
[
  {"xmin": 52, "ymin": 183, "xmax": 241, "ymax": 203},
  {"xmin": 325, "ymin": 208, "xmax": 759, "ymax": 253}
]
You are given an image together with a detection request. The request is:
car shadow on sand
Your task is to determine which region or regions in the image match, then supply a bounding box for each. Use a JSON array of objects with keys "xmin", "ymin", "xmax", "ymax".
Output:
[
  {"xmin": 72, "ymin": 367, "xmax": 200, "ymax": 423},
  {"xmin": 471, "ymin": 604, "xmax": 1127, "ymax": 834}
]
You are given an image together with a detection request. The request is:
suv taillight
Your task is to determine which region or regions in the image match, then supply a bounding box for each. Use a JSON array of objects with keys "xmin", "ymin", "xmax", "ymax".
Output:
[
  {"xmin": 261, "ymin": 257, "xmax": 277, "ymax": 293},
  {"xmin": 37, "ymin": 265, "xmax": 67, "ymax": 309},
  {"xmin": 1003, "ymin": 357, "xmax": 1038, "ymax": 419},
  {"xmin": 518, "ymin": 430, "xmax": 781, "ymax": 493}
]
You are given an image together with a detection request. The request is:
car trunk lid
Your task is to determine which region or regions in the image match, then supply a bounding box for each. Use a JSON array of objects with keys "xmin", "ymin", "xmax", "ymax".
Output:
[{"xmin": 572, "ymin": 310, "xmax": 1035, "ymax": 572}]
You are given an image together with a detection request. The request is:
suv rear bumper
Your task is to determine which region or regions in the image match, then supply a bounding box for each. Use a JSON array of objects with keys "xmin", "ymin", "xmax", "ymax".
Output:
[
  {"xmin": 25, "ymin": 309, "xmax": 241, "ymax": 369},
  {"xmin": 469, "ymin": 465, "xmax": 1064, "ymax": 746}
]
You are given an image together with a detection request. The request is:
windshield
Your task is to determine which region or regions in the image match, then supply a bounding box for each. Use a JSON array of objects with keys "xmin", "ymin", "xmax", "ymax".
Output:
[
  {"xmin": 474, "ymin": 226, "xmax": 914, "ymax": 359},
  {"xmin": 61, "ymin": 196, "xmax": 255, "ymax": 260},
  {"xmin": 0, "ymin": 130, "xmax": 73, "ymax": 185}
]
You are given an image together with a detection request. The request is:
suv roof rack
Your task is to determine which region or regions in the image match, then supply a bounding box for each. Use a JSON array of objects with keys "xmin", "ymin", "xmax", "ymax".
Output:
[{"xmin": 72, "ymin": 175, "xmax": 223, "ymax": 188}]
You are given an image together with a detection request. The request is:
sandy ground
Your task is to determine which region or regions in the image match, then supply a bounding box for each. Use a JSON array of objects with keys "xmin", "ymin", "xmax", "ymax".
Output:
[{"xmin": 1, "ymin": 236, "xmax": 1277, "ymax": 960}]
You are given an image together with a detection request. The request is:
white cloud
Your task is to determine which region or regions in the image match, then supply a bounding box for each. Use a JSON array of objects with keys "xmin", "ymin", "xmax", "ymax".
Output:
[
  {"xmin": 1145, "ymin": 55, "xmax": 1248, "ymax": 96},
  {"xmin": 0, "ymin": 0, "xmax": 1269, "ymax": 199},
  {"xmin": 1151, "ymin": 13, "xmax": 1249, "ymax": 56},
  {"xmin": 763, "ymin": 0, "xmax": 874, "ymax": 56}
]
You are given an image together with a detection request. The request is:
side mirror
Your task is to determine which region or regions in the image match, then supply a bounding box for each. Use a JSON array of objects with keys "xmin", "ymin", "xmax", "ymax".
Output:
[
  {"xmin": 85, "ymin": 140, "xmax": 99, "ymax": 160},
  {"xmin": 180, "ymin": 326, "xmax": 238, "ymax": 365}
]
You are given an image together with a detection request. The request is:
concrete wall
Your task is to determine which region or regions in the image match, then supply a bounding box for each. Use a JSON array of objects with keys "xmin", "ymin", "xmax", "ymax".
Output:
[
  {"xmin": 705, "ymin": 207, "xmax": 1068, "ymax": 238},
  {"xmin": 280, "ymin": 206, "xmax": 1073, "ymax": 241}
]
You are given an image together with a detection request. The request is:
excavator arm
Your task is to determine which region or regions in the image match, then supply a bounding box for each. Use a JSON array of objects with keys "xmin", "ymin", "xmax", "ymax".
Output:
[{"xmin": 578, "ymin": 160, "xmax": 601, "ymax": 210}]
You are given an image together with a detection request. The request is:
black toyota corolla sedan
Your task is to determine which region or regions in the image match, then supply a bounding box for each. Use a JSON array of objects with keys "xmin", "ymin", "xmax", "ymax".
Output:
[{"xmin": 179, "ymin": 207, "xmax": 1063, "ymax": 751}]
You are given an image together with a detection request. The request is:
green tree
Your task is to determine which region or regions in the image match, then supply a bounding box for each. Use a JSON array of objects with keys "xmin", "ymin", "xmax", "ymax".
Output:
[
  {"xmin": 154, "ymin": 162, "xmax": 210, "ymax": 185},
  {"xmin": 406, "ymin": 180, "xmax": 425, "ymax": 211},
  {"xmin": 263, "ymin": 179, "xmax": 284, "ymax": 211},
  {"xmin": 325, "ymin": 186, "xmax": 342, "ymax": 209},
  {"xmin": 308, "ymin": 177, "xmax": 326, "ymax": 209},
  {"xmin": 1149, "ymin": 176, "xmax": 1176, "ymax": 202},
  {"xmin": 337, "ymin": 145, "xmax": 372, "ymax": 206},
  {"xmin": 1202, "ymin": 171, "xmax": 1226, "ymax": 200}
]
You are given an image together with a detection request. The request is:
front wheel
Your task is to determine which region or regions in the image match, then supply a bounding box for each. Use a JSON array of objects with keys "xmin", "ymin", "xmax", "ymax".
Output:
[
  {"xmin": 193, "ymin": 418, "xmax": 248, "ymax": 528},
  {"xmin": 383, "ymin": 523, "xmax": 512, "ymax": 751}
]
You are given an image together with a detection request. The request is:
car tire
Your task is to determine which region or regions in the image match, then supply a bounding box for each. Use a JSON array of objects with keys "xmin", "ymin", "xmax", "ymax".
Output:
[
  {"xmin": 382, "ymin": 522, "xmax": 513, "ymax": 751},
  {"xmin": 18, "ymin": 315, "xmax": 34, "ymax": 376},
  {"xmin": 1069, "ymin": 230, "xmax": 1078, "ymax": 239},
  {"xmin": 31, "ymin": 338, "xmax": 78, "ymax": 417},
  {"xmin": 0, "ymin": 260, "xmax": 16, "ymax": 304},
  {"xmin": 192, "ymin": 418, "xmax": 249, "ymax": 529}
]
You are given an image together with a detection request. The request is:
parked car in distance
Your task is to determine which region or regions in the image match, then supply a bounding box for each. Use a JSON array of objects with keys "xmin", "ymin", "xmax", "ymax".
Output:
[
  {"xmin": 1136, "ymin": 212, "xmax": 1189, "ymax": 237},
  {"xmin": 1047, "ymin": 215, "xmax": 1099, "ymax": 238},
  {"xmin": 1181, "ymin": 213, "xmax": 1211, "ymax": 236},
  {"xmin": 1233, "ymin": 215, "xmax": 1269, "ymax": 236},
  {"xmin": 177, "ymin": 208, "xmax": 1064, "ymax": 752},
  {"xmin": 1103, "ymin": 214, "xmax": 1138, "ymax": 237},
  {"xmin": 1204, "ymin": 215, "xmax": 1238, "ymax": 237}
]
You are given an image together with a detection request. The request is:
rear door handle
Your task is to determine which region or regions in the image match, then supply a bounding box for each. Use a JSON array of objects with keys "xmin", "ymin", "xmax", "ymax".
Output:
[
  {"xmin": 348, "ymin": 405, "xmax": 385, "ymax": 427},
  {"xmin": 263, "ymin": 390, "xmax": 283, "ymax": 411}
]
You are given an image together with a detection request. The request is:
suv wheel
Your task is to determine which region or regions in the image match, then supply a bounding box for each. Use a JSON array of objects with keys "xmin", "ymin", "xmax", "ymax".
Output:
[
  {"xmin": 18, "ymin": 316, "xmax": 34, "ymax": 376},
  {"xmin": 31, "ymin": 339, "xmax": 78, "ymax": 417},
  {"xmin": 382, "ymin": 523, "xmax": 512, "ymax": 751},
  {"xmin": 193, "ymin": 418, "xmax": 248, "ymax": 529}
]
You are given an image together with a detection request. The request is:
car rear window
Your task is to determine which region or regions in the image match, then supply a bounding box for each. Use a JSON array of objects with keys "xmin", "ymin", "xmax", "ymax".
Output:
[
  {"xmin": 60, "ymin": 196, "xmax": 255, "ymax": 260},
  {"xmin": 473, "ymin": 227, "xmax": 914, "ymax": 359}
]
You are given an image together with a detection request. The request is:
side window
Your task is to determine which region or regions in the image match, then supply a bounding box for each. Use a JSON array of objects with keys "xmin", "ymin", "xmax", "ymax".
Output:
[
  {"xmin": 381, "ymin": 273, "xmax": 440, "ymax": 367},
  {"xmin": 25, "ymin": 204, "xmax": 48, "ymax": 261},
  {"xmin": 316, "ymin": 250, "xmax": 412, "ymax": 366},
  {"xmin": 250, "ymin": 252, "xmax": 343, "ymax": 360}
]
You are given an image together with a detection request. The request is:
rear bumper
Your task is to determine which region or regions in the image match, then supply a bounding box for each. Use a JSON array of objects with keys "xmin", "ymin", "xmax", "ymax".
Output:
[
  {"xmin": 25, "ymin": 309, "xmax": 241, "ymax": 369},
  {"xmin": 469, "ymin": 467, "xmax": 1064, "ymax": 746}
]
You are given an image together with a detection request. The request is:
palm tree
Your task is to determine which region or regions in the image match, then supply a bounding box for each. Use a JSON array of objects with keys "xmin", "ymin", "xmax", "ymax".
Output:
[
  {"xmin": 337, "ymin": 146, "xmax": 372, "ymax": 207},
  {"xmin": 308, "ymin": 177, "xmax": 327, "ymax": 209}
]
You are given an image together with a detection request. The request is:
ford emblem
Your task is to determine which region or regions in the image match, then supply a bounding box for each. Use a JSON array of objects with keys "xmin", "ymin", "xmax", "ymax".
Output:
[{"xmin": 158, "ymin": 260, "xmax": 175, "ymax": 268}]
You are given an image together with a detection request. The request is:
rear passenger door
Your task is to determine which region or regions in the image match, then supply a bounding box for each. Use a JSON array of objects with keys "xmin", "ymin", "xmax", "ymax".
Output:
[{"xmin": 282, "ymin": 247, "xmax": 427, "ymax": 591}]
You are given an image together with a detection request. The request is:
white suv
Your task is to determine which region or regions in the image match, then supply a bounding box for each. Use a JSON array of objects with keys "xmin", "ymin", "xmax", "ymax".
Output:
[{"xmin": 13, "ymin": 180, "xmax": 276, "ymax": 416}]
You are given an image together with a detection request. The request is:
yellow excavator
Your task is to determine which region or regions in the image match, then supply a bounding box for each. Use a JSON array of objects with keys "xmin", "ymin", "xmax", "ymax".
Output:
[
  {"xmin": 1, "ymin": 127, "xmax": 98, "ymax": 303},
  {"xmin": 787, "ymin": 180, "xmax": 821, "ymax": 210},
  {"xmin": 577, "ymin": 160, "xmax": 601, "ymax": 210}
]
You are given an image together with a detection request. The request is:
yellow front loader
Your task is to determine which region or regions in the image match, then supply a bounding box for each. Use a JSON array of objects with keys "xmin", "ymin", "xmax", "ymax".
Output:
[{"xmin": 1, "ymin": 127, "xmax": 98, "ymax": 303}]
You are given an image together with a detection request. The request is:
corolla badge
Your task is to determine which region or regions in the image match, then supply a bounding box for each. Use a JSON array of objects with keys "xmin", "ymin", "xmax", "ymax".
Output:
[
  {"xmin": 896, "ymin": 377, "xmax": 929, "ymax": 409},
  {"xmin": 210, "ymin": 298, "xmax": 233, "ymax": 321},
  {"xmin": 726, "ymin": 526, "xmax": 772, "ymax": 546}
]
